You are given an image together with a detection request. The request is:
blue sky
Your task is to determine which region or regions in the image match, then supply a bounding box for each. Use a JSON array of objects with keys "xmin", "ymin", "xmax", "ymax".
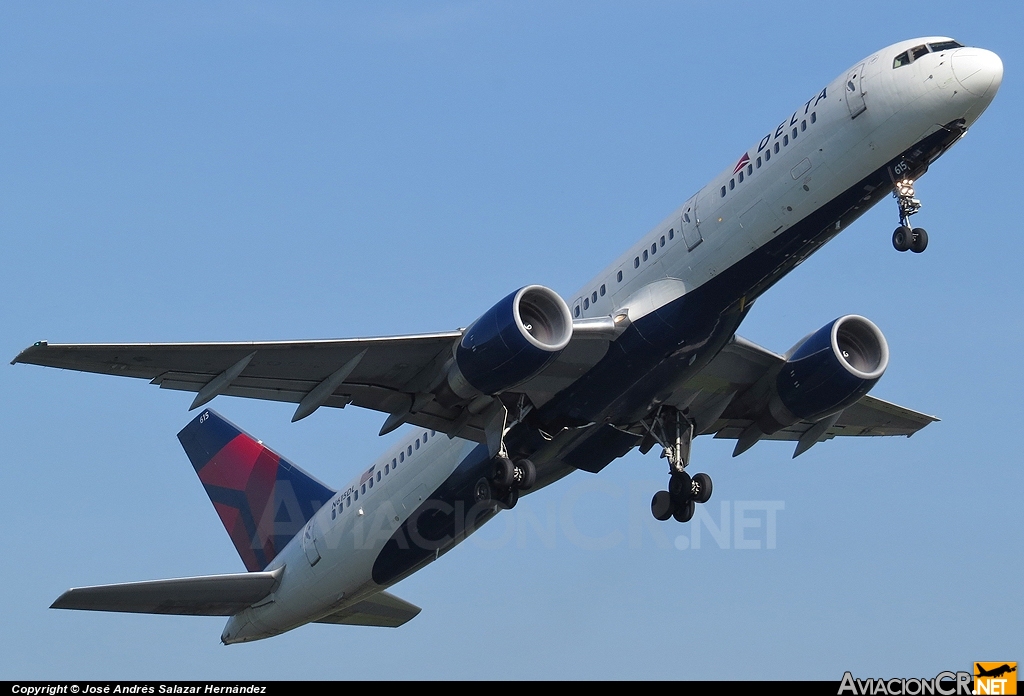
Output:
[{"xmin": 2, "ymin": 0, "xmax": 1021, "ymax": 680}]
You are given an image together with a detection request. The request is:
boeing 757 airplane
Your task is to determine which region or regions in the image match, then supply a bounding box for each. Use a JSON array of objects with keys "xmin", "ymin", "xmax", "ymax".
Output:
[{"xmin": 14, "ymin": 38, "xmax": 1002, "ymax": 643}]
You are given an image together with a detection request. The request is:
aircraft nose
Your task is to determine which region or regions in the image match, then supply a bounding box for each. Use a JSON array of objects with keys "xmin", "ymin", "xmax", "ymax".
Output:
[{"xmin": 952, "ymin": 48, "xmax": 1003, "ymax": 97}]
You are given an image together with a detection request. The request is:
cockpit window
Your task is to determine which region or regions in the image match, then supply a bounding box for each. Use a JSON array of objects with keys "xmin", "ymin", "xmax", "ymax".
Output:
[
  {"xmin": 928, "ymin": 40, "xmax": 963, "ymax": 52},
  {"xmin": 893, "ymin": 51, "xmax": 911, "ymax": 68},
  {"xmin": 893, "ymin": 44, "xmax": 932, "ymax": 69}
]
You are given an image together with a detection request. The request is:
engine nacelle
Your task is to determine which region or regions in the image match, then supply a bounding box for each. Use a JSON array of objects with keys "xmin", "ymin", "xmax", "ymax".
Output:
[
  {"xmin": 761, "ymin": 315, "xmax": 889, "ymax": 432},
  {"xmin": 446, "ymin": 285, "xmax": 573, "ymax": 399}
]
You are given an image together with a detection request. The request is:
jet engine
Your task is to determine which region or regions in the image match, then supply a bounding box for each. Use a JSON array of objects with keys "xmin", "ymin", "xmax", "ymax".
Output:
[
  {"xmin": 445, "ymin": 285, "xmax": 573, "ymax": 399},
  {"xmin": 760, "ymin": 315, "xmax": 889, "ymax": 432}
]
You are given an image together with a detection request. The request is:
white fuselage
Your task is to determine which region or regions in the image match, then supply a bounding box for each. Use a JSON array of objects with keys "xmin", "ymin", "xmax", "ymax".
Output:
[{"xmin": 222, "ymin": 38, "xmax": 1001, "ymax": 644}]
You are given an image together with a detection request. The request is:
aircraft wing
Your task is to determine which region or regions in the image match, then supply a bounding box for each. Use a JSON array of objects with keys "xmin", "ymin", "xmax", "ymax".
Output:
[
  {"xmin": 667, "ymin": 335, "xmax": 938, "ymax": 457},
  {"xmin": 314, "ymin": 591, "xmax": 421, "ymax": 628},
  {"xmin": 50, "ymin": 569, "xmax": 282, "ymax": 616},
  {"xmin": 11, "ymin": 333, "xmax": 504, "ymax": 440},
  {"xmin": 13, "ymin": 323, "xmax": 618, "ymax": 445}
]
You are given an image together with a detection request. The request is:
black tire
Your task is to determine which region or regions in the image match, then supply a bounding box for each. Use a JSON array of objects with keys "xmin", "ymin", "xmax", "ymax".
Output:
[
  {"xmin": 473, "ymin": 477, "xmax": 493, "ymax": 504},
  {"xmin": 691, "ymin": 472, "xmax": 713, "ymax": 504},
  {"xmin": 911, "ymin": 227, "xmax": 928, "ymax": 253},
  {"xmin": 668, "ymin": 471, "xmax": 692, "ymax": 500},
  {"xmin": 892, "ymin": 226, "xmax": 912, "ymax": 251},
  {"xmin": 651, "ymin": 491, "xmax": 674, "ymax": 521},
  {"xmin": 673, "ymin": 499, "xmax": 695, "ymax": 523},
  {"xmin": 493, "ymin": 456, "xmax": 516, "ymax": 488},
  {"xmin": 499, "ymin": 486, "xmax": 519, "ymax": 510},
  {"xmin": 515, "ymin": 458, "xmax": 537, "ymax": 491}
]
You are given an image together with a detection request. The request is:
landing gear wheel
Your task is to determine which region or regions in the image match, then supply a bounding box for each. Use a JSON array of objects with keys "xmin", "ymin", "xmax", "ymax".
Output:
[
  {"xmin": 651, "ymin": 491, "xmax": 674, "ymax": 521},
  {"xmin": 910, "ymin": 228, "xmax": 928, "ymax": 253},
  {"xmin": 473, "ymin": 477, "xmax": 493, "ymax": 504},
  {"xmin": 672, "ymin": 499, "xmax": 695, "ymax": 523},
  {"xmin": 498, "ymin": 486, "xmax": 519, "ymax": 510},
  {"xmin": 668, "ymin": 471, "xmax": 692, "ymax": 500},
  {"xmin": 493, "ymin": 457, "xmax": 516, "ymax": 488},
  {"xmin": 515, "ymin": 459, "xmax": 537, "ymax": 491},
  {"xmin": 691, "ymin": 473, "xmax": 713, "ymax": 504},
  {"xmin": 892, "ymin": 226, "xmax": 912, "ymax": 252}
]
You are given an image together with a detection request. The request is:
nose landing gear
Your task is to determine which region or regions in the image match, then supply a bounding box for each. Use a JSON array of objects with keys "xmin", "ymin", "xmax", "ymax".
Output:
[{"xmin": 892, "ymin": 178, "xmax": 928, "ymax": 253}]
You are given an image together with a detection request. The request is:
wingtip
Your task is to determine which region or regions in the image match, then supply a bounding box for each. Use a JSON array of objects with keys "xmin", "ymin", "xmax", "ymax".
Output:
[{"xmin": 11, "ymin": 340, "xmax": 49, "ymax": 366}]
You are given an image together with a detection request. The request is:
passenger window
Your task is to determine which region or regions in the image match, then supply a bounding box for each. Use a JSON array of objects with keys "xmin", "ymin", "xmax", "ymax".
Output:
[
  {"xmin": 659, "ymin": 236, "xmax": 665, "ymax": 247},
  {"xmin": 583, "ymin": 297, "xmax": 589, "ymax": 310},
  {"xmin": 600, "ymin": 284, "xmax": 606, "ymax": 296},
  {"xmin": 765, "ymin": 149, "xmax": 771, "ymax": 161},
  {"xmin": 729, "ymin": 179, "xmax": 735, "ymax": 190},
  {"xmin": 617, "ymin": 271, "xmax": 623, "ymax": 282},
  {"xmin": 642, "ymin": 250, "xmax": 648, "ymax": 262},
  {"xmin": 377, "ymin": 471, "xmax": 382, "ymax": 481},
  {"xmin": 738, "ymin": 171, "xmax": 744, "ymax": 183},
  {"xmin": 385, "ymin": 464, "xmax": 389, "ymax": 474},
  {"xmin": 414, "ymin": 439, "xmax": 419, "ymax": 450},
  {"xmin": 811, "ymin": 112, "xmax": 816, "ymax": 124},
  {"xmin": 574, "ymin": 305, "xmax": 580, "ymax": 317},
  {"xmin": 361, "ymin": 484, "xmax": 366, "ymax": 494},
  {"xmin": 669, "ymin": 229, "xmax": 674, "ymax": 240},
  {"xmin": 354, "ymin": 490, "xmax": 359, "ymax": 500},
  {"xmin": 634, "ymin": 257, "xmax": 640, "ymax": 268},
  {"xmin": 368, "ymin": 478, "xmax": 373, "ymax": 489},
  {"xmin": 650, "ymin": 243, "xmax": 656, "ymax": 255},
  {"xmin": 800, "ymin": 120, "xmax": 806, "ymax": 131},
  {"xmin": 792, "ymin": 127, "xmax": 797, "ymax": 139},
  {"xmin": 756, "ymin": 157, "xmax": 761, "ymax": 168},
  {"xmin": 746, "ymin": 164, "xmax": 752, "ymax": 175},
  {"xmin": 774, "ymin": 143, "xmax": 780, "ymax": 154},
  {"xmin": 407, "ymin": 445, "xmax": 412, "ymax": 456},
  {"xmin": 783, "ymin": 135, "xmax": 789, "ymax": 146},
  {"xmin": 721, "ymin": 186, "xmax": 726, "ymax": 197},
  {"xmin": 592, "ymin": 291, "xmax": 598, "ymax": 302},
  {"xmin": 400, "ymin": 452, "xmax": 404, "ymax": 462}
]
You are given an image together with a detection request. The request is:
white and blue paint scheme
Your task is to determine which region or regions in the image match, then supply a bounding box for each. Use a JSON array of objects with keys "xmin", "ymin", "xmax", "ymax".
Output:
[{"xmin": 14, "ymin": 38, "xmax": 1003, "ymax": 643}]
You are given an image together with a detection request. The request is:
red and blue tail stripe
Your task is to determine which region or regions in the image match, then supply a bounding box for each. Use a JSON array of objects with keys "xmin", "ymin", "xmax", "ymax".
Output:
[{"xmin": 177, "ymin": 410, "xmax": 335, "ymax": 572}]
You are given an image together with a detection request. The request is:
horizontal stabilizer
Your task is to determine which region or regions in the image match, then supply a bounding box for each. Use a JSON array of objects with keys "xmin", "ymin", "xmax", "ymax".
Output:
[
  {"xmin": 51, "ymin": 568, "xmax": 282, "ymax": 616},
  {"xmin": 314, "ymin": 591, "xmax": 421, "ymax": 628}
]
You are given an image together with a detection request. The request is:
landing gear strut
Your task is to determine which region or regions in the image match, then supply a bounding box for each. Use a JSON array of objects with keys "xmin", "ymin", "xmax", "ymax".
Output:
[
  {"xmin": 642, "ymin": 407, "xmax": 714, "ymax": 523},
  {"xmin": 891, "ymin": 178, "xmax": 928, "ymax": 253}
]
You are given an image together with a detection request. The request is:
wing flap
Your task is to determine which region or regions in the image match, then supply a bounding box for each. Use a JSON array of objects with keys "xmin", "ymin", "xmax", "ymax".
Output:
[
  {"xmin": 51, "ymin": 569, "xmax": 282, "ymax": 616},
  {"xmin": 314, "ymin": 591, "xmax": 421, "ymax": 628}
]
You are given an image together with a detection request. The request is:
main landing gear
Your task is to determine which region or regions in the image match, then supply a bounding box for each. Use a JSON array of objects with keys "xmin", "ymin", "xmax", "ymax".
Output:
[
  {"xmin": 642, "ymin": 407, "xmax": 714, "ymax": 523},
  {"xmin": 891, "ymin": 178, "xmax": 928, "ymax": 253},
  {"xmin": 474, "ymin": 456, "xmax": 536, "ymax": 510}
]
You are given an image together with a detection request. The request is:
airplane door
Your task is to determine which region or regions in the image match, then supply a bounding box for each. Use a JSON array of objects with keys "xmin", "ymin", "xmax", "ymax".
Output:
[
  {"xmin": 302, "ymin": 518, "xmax": 322, "ymax": 567},
  {"xmin": 680, "ymin": 196, "xmax": 702, "ymax": 251},
  {"xmin": 845, "ymin": 63, "xmax": 867, "ymax": 118}
]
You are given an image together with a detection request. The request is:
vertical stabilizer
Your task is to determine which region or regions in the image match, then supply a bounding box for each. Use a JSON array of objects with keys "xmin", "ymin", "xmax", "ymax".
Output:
[{"xmin": 177, "ymin": 410, "xmax": 334, "ymax": 571}]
